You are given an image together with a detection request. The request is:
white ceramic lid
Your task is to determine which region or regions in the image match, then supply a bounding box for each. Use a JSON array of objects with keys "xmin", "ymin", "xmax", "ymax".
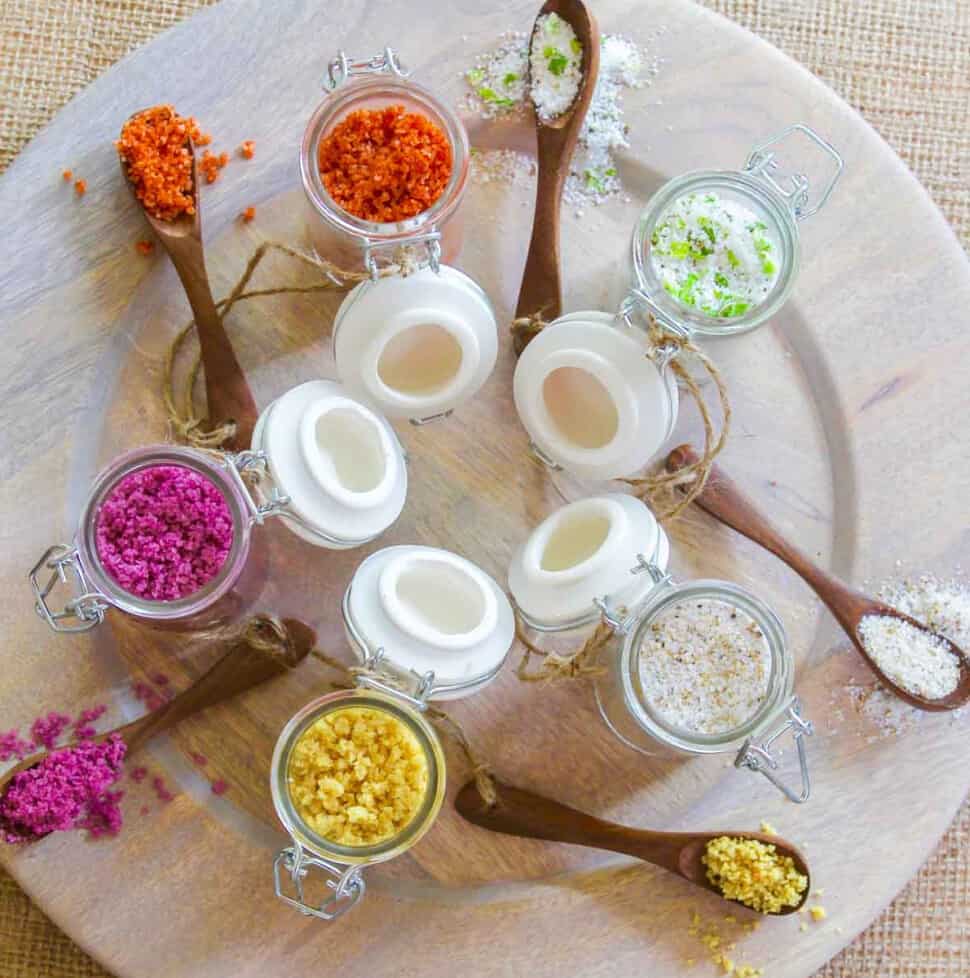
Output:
[
  {"xmin": 332, "ymin": 265, "xmax": 498, "ymax": 423},
  {"xmin": 508, "ymin": 493, "xmax": 671, "ymax": 630},
  {"xmin": 512, "ymin": 311, "xmax": 679, "ymax": 481},
  {"xmin": 343, "ymin": 545, "xmax": 515, "ymax": 700},
  {"xmin": 251, "ymin": 380, "xmax": 407, "ymax": 548}
]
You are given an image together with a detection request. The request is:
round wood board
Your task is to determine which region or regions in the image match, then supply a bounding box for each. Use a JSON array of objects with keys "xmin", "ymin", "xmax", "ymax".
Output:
[{"xmin": 2, "ymin": 1, "xmax": 969, "ymax": 975}]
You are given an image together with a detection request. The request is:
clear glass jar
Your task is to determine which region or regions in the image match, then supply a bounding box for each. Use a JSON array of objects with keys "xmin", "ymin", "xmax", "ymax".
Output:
[
  {"xmin": 631, "ymin": 124, "xmax": 843, "ymax": 337},
  {"xmin": 271, "ymin": 687, "xmax": 446, "ymax": 920},
  {"xmin": 30, "ymin": 446, "xmax": 261, "ymax": 634},
  {"xmin": 593, "ymin": 576, "xmax": 812, "ymax": 803},
  {"xmin": 301, "ymin": 49, "xmax": 470, "ymax": 275}
]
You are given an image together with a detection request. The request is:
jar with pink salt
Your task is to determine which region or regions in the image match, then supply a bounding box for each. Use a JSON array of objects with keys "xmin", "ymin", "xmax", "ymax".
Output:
[{"xmin": 30, "ymin": 447, "xmax": 263, "ymax": 633}]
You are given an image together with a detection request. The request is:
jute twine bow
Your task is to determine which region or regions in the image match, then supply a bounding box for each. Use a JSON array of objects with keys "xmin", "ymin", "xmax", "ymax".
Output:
[
  {"xmin": 307, "ymin": 648, "xmax": 497, "ymax": 807},
  {"xmin": 510, "ymin": 314, "xmax": 731, "ymax": 522},
  {"xmin": 163, "ymin": 240, "xmax": 421, "ymax": 450},
  {"xmin": 515, "ymin": 618, "xmax": 615, "ymax": 683}
]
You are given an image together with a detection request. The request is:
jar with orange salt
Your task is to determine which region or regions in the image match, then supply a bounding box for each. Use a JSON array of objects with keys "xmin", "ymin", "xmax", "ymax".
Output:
[{"xmin": 302, "ymin": 48, "xmax": 499, "ymax": 425}]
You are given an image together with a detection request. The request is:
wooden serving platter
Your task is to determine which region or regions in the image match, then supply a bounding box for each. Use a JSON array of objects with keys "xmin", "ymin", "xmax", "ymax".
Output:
[{"xmin": 1, "ymin": 1, "xmax": 969, "ymax": 976}]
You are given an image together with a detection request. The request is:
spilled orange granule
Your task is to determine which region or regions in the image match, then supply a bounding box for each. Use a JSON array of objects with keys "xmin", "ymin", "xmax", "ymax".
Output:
[
  {"xmin": 62, "ymin": 169, "xmax": 72, "ymax": 181},
  {"xmin": 74, "ymin": 179, "xmax": 87, "ymax": 196},
  {"xmin": 117, "ymin": 105, "xmax": 208, "ymax": 220},
  {"xmin": 239, "ymin": 140, "xmax": 255, "ymax": 160},
  {"xmin": 135, "ymin": 240, "xmax": 154, "ymax": 256},
  {"xmin": 240, "ymin": 206, "xmax": 255, "ymax": 223},
  {"xmin": 317, "ymin": 105, "xmax": 452, "ymax": 223},
  {"xmin": 200, "ymin": 149, "xmax": 229, "ymax": 184}
]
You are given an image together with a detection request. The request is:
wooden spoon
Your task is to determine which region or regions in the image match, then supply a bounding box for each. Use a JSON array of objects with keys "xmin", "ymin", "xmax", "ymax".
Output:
[
  {"xmin": 120, "ymin": 113, "xmax": 258, "ymax": 449},
  {"xmin": 666, "ymin": 444, "xmax": 970, "ymax": 711},
  {"xmin": 513, "ymin": 0, "xmax": 600, "ymax": 354},
  {"xmin": 456, "ymin": 778, "xmax": 810, "ymax": 915},
  {"xmin": 0, "ymin": 617, "xmax": 315, "ymax": 793}
]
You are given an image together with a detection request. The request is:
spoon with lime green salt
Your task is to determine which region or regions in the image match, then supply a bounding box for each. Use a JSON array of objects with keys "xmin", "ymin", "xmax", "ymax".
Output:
[{"xmin": 514, "ymin": 0, "xmax": 600, "ymax": 353}]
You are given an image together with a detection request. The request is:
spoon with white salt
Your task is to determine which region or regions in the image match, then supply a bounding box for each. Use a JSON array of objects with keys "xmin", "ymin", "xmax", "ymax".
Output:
[
  {"xmin": 666, "ymin": 444, "xmax": 970, "ymax": 711},
  {"xmin": 514, "ymin": 0, "xmax": 600, "ymax": 354}
]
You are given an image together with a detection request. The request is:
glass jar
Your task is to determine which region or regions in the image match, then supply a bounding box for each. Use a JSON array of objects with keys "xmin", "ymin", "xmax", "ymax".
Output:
[
  {"xmin": 631, "ymin": 124, "xmax": 843, "ymax": 337},
  {"xmin": 301, "ymin": 48, "xmax": 469, "ymax": 275},
  {"xmin": 342, "ymin": 545, "xmax": 516, "ymax": 700},
  {"xmin": 271, "ymin": 688, "xmax": 446, "ymax": 921},
  {"xmin": 512, "ymin": 298, "xmax": 681, "ymax": 479},
  {"xmin": 509, "ymin": 497, "xmax": 812, "ymax": 802},
  {"xmin": 30, "ymin": 446, "xmax": 259, "ymax": 634}
]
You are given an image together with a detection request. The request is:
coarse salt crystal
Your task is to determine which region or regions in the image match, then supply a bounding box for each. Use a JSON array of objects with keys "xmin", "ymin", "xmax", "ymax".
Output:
[{"xmin": 858, "ymin": 614, "xmax": 960, "ymax": 700}]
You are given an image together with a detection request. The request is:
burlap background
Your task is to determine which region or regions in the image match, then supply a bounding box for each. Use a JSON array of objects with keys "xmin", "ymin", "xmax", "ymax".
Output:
[{"xmin": 1, "ymin": 1, "xmax": 968, "ymax": 975}]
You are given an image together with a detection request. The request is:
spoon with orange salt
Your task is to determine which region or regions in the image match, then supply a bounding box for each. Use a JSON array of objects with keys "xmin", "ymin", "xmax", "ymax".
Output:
[{"xmin": 118, "ymin": 107, "xmax": 258, "ymax": 450}]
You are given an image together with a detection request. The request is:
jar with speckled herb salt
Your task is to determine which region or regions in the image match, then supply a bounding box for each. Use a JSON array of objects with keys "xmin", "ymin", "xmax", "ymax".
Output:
[{"xmin": 631, "ymin": 124, "xmax": 843, "ymax": 336}]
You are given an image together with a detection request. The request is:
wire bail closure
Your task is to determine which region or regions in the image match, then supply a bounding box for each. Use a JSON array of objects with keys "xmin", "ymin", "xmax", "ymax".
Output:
[
  {"xmin": 273, "ymin": 846, "xmax": 365, "ymax": 921},
  {"xmin": 744, "ymin": 123, "xmax": 844, "ymax": 221},
  {"xmin": 616, "ymin": 286, "xmax": 692, "ymax": 371},
  {"xmin": 29, "ymin": 544, "xmax": 108, "ymax": 634},
  {"xmin": 734, "ymin": 696, "xmax": 813, "ymax": 803},
  {"xmin": 361, "ymin": 232, "xmax": 442, "ymax": 282},
  {"xmin": 324, "ymin": 47, "xmax": 410, "ymax": 92}
]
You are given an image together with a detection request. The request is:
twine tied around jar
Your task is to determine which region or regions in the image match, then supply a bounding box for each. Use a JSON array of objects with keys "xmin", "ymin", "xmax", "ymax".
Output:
[
  {"xmin": 514, "ymin": 618, "xmax": 615, "ymax": 683},
  {"xmin": 162, "ymin": 239, "xmax": 425, "ymax": 450},
  {"xmin": 509, "ymin": 315, "xmax": 732, "ymax": 522},
  {"xmin": 306, "ymin": 648, "xmax": 497, "ymax": 807}
]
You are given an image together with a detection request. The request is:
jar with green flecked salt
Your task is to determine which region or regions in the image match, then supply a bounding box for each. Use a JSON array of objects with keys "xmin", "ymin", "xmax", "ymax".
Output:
[{"xmin": 631, "ymin": 124, "xmax": 843, "ymax": 337}]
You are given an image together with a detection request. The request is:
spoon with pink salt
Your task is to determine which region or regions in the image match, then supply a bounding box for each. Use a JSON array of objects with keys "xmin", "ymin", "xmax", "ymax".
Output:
[{"xmin": 0, "ymin": 617, "xmax": 316, "ymax": 800}]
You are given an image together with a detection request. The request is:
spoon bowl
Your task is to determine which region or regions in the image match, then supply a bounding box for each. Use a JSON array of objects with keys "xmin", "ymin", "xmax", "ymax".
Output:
[
  {"xmin": 666, "ymin": 444, "xmax": 970, "ymax": 711},
  {"xmin": 456, "ymin": 778, "xmax": 810, "ymax": 915},
  {"xmin": 514, "ymin": 0, "xmax": 600, "ymax": 349},
  {"xmin": 119, "ymin": 109, "xmax": 258, "ymax": 448}
]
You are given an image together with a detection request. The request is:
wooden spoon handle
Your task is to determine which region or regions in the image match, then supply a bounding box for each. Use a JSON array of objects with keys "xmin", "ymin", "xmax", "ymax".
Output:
[
  {"xmin": 514, "ymin": 138, "xmax": 567, "ymax": 334},
  {"xmin": 666, "ymin": 444, "xmax": 847, "ymax": 603},
  {"xmin": 123, "ymin": 617, "xmax": 315, "ymax": 753},
  {"xmin": 455, "ymin": 780, "xmax": 682, "ymax": 875},
  {"xmin": 165, "ymin": 236, "xmax": 258, "ymax": 449}
]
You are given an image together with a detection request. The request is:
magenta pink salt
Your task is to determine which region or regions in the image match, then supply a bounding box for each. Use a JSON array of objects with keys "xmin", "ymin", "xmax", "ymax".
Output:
[
  {"xmin": 95, "ymin": 464, "xmax": 233, "ymax": 601},
  {"xmin": 0, "ymin": 734, "xmax": 127, "ymax": 843}
]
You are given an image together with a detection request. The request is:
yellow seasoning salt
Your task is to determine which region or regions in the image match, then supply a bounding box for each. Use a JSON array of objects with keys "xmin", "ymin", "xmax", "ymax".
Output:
[
  {"xmin": 287, "ymin": 705, "xmax": 429, "ymax": 847},
  {"xmin": 703, "ymin": 836, "xmax": 809, "ymax": 915}
]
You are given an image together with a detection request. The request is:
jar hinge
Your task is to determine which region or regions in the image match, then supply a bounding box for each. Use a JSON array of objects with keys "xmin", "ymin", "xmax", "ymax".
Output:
[
  {"xmin": 29, "ymin": 544, "xmax": 108, "ymax": 633},
  {"xmin": 341, "ymin": 584, "xmax": 437, "ymax": 709},
  {"xmin": 362, "ymin": 231, "xmax": 442, "ymax": 282},
  {"xmin": 324, "ymin": 47, "xmax": 410, "ymax": 92},
  {"xmin": 594, "ymin": 552, "xmax": 673, "ymax": 634},
  {"xmin": 743, "ymin": 124, "xmax": 843, "ymax": 221},
  {"xmin": 734, "ymin": 697, "xmax": 813, "ymax": 803},
  {"xmin": 273, "ymin": 845, "xmax": 365, "ymax": 920},
  {"xmin": 226, "ymin": 450, "xmax": 378, "ymax": 549},
  {"xmin": 617, "ymin": 287, "xmax": 692, "ymax": 371}
]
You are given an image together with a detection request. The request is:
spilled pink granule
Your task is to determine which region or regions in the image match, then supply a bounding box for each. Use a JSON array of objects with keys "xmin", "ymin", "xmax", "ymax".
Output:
[
  {"xmin": 95, "ymin": 464, "xmax": 233, "ymax": 601},
  {"xmin": 0, "ymin": 735, "xmax": 127, "ymax": 843},
  {"xmin": 31, "ymin": 712, "xmax": 72, "ymax": 751},
  {"xmin": 152, "ymin": 776, "xmax": 174, "ymax": 803},
  {"xmin": 74, "ymin": 704, "xmax": 107, "ymax": 740},
  {"xmin": 0, "ymin": 730, "xmax": 32, "ymax": 762},
  {"xmin": 189, "ymin": 751, "xmax": 208, "ymax": 767},
  {"xmin": 129, "ymin": 766, "xmax": 148, "ymax": 784},
  {"xmin": 211, "ymin": 779, "xmax": 228, "ymax": 796},
  {"xmin": 133, "ymin": 681, "xmax": 166, "ymax": 712}
]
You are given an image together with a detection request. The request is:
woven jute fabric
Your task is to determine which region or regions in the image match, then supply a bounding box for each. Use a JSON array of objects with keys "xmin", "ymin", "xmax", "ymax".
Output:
[{"xmin": 1, "ymin": 1, "xmax": 968, "ymax": 976}]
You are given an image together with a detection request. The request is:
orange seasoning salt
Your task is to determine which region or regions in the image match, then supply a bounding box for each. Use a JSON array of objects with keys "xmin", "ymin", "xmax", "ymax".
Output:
[
  {"xmin": 117, "ymin": 105, "xmax": 208, "ymax": 221},
  {"xmin": 317, "ymin": 105, "xmax": 452, "ymax": 223}
]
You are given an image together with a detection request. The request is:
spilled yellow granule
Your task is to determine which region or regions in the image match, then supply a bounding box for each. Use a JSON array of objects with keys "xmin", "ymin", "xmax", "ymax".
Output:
[
  {"xmin": 703, "ymin": 836, "xmax": 808, "ymax": 914},
  {"xmin": 287, "ymin": 706, "xmax": 429, "ymax": 847}
]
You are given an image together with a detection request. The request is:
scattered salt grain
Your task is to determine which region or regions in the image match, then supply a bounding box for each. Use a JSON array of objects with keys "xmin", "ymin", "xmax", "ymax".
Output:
[
  {"xmin": 529, "ymin": 12, "xmax": 583, "ymax": 122},
  {"xmin": 463, "ymin": 31, "xmax": 660, "ymax": 206},
  {"xmin": 858, "ymin": 614, "xmax": 960, "ymax": 700},
  {"xmin": 30, "ymin": 712, "xmax": 72, "ymax": 751},
  {"xmin": 470, "ymin": 148, "xmax": 535, "ymax": 186}
]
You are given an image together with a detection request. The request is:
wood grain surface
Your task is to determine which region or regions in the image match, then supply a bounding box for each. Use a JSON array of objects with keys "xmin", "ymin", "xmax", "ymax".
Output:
[{"xmin": 1, "ymin": 1, "xmax": 969, "ymax": 977}]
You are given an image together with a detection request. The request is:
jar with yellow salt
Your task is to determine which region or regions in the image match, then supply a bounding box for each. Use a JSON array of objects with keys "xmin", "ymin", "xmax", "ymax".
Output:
[{"xmin": 271, "ymin": 544, "xmax": 515, "ymax": 920}]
